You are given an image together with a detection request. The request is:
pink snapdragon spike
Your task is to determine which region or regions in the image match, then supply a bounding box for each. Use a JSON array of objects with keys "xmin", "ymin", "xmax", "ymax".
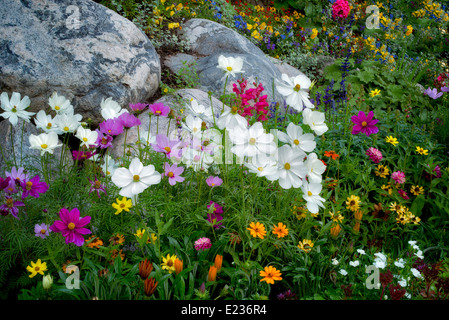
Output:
[
  {"xmin": 50, "ymin": 207, "xmax": 91, "ymax": 247},
  {"xmin": 206, "ymin": 176, "xmax": 223, "ymax": 187},
  {"xmin": 332, "ymin": 0, "xmax": 351, "ymax": 19},
  {"xmin": 194, "ymin": 237, "xmax": 212, "ymax": 251},
  {"xmin": 164, "ymin": 162, "xmax": 185, "ymax": 186},
  {"xmin": 391, "ymin": 171, "xmax": 406, "ymax": 184},
  {"xmin": 366, "ymin": 147, "xmax": 383, "ymax": 164},
  {"xmin": 20, "ymin": 175, "xmax": 49, "ymax": 199},
  {"xmin": 0, "ymin": 196, "xmax": 25, "ymax": 219},
  {"xmin": 232, "ymin": 79, "xmax": 269, "ymax": 122},
  {"xmin": 99, "ymin": 118, "xmax": 124, "ymax": 136},
  {"xmin": 351, "ymin": 110, "xmax": 379, "ymax": 136},
  {"xmin": 149, "ymin": 102, "xmax": 170, "ymax": 117}
]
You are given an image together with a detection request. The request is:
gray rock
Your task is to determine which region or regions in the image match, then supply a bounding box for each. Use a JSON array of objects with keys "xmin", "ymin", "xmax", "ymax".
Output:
[
  {"xmin": 0, "ymin": 119, "xmax": 73, "ymax": 177},
  {"xmin": 163, "ymin": 53, "xmax": 198, "ymax": 75},
  {"xmin": 111, "ymin": 88, "xmax": 229, "ymax": 159},
  {"xmin": 0, "ymin": 0, "xmax": 161, "ymax": 125},
  {"xmin": 177, "ymin": 19, "xmax": 285, "ymax": 106}
]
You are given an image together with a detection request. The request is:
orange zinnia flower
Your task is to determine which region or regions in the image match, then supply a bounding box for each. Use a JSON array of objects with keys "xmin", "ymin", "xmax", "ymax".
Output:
[
  {"xmin": 324, "ymin": 150, "xmax": 340, "ymax": 160},
  {"xmin": 247, "ymin": 222, "xmax": 266, "ymax": 239},
  {"xmin": 260, "ymin": 265, "xmax": 282, "ymax": 284}
]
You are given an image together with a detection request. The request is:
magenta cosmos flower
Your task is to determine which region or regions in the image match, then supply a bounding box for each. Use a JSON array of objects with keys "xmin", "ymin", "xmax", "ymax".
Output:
[
  {"xmin": 351, "ymin": 110, "xmax": 379, "ymax": 136},
  {"xmin": 129, "ymin": 102, "xmax": 148, "ymax": 114},
  {"xmin": 117, "ymin": 112, "xmax": 141, "ymax": 129},
  {"xmin": 0, "ymin": 196, "xmax": 25, "ymax": 219},
  {"xmin": 194, "ymin": 237, "xmax": 212, "ymax": 251},
  {"xmin": 20, "ymin": 175, "xmax": 49, "ymax": 199},
  {"xmin": 366, "ymin": 147, "xmax": 383, "ymax": 164},
  {"xmin": 95, "ymin": 130, "xmax": 113, "ymax": 149},
  {"xmin": 149, "ymin": 103, "xmax": 170, "ymax": 117},
  {"xmin": 206, "ymin": 176, "xmax": 223, "ymax": 187},
  {"xmin": 163, "ymin": 162, "xmax": 185, "ymax": 186},
  {"xmin": 99, "ymin": 118, "xmax": 123, "ymax": 136},
  {"xmin": 50, "ymin": 207, "xmax": 91, "ymax": 246},
  {"xmin": 391, "ymin": 171, "xmax": 406, "ymax": 184},
  {"xmin": 207, "ymin": 201, "xmax": 224, "ymax": 229}
]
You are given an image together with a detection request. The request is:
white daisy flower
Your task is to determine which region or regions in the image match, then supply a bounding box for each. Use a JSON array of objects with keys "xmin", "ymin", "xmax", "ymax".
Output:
[
  {"xmin": 0, "ymin": 91, "xmax": 35, "ymax": 126},
  {"xmin": 217, "ymin": 55, "xmax": 244, "ymax": 77}
]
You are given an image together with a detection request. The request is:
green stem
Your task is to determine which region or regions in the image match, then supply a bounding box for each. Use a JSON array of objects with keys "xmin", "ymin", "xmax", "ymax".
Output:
[
  {"xmin": 222, "ymin": 75, "xmax": 229, "ymax": 114},
  {"xmin": 10, "ymin": 123, "xmax": 17, "ymax": 168}
]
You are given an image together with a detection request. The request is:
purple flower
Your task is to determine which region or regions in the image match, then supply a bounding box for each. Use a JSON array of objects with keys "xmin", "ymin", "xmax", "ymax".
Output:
[
  {"xmin": 391, "ymin": 171, "xmax": 406, "ymax": 184},
  {"xmin": 398, "ymin": 189, "xmax": 409, "ymax": 200},
  {"xmin": 0, "ymin": 176, "xmax": 11, "ymax": 191},
  {"xmin": 423, "ymin": 164, "xmax": 442, "ymax": 181},
  {"xmin": 20, "ymin": 175, "xmax": 49, "ymax": 199},
  {"xmin": 4, "ymin": 179, "xmax": 19, "ymax": 194},
  {"xmin": 129, "ymin": 103, "xmax": 148, "ymax": 114},
  {"xmin": 149, "ymin": 103, "xmax": 170, "ymax": 117},
  {"xmin": 206, "ymin": 176, "xmax": 223, "ymax": 187},
  {"xmin": 351, "ymin": 110, "xmax": 379, "ymax": 136},
  {"xmin": 164, "ymin": 162, "xmax": 185, "ymax": 186},
  {"xmin": 207, "ymin": 201, "xmax": 224, "ymax": 229},
  {"xmin": 0, "ymin": 196, "xmax": 25, "ymax": 219},
  {"xmin": 72, "ymin": 150, "xmax": 96, "ymax": 161},
  {"xmin": 151, "ymin": 134, "xmax": 179, "ymax": 159},
  {"xmin": 95, "ymin": 130, "xmax": 113, "ymax": 149},
  {"xmin": 50, "ymin": 207, "xmax": 91, "ymax": 246},
  {"xmin": 88, "ymin": 176, "xmax": 107, "ymax": 198},
  {"xmin": 118, "ymin": 112, "xmax": 141, "ymax": 129},
  {"xmin": 440, "ymin": 86, "xmax": 449, "ymax": 92},
  {"xmin": 99, "ymin": 118, "xmax": 124, "ymax": 136},
  {"xmin": 366, "ymin": 147, "xmax": 383, "ymax": 164},
  {"xmin": 5, "ymin": 167, "xmax": 29, "ymax": 186},
  {"xmin": 424, "ymin": 87, "xmax": 443, "ymax": 99},
  {"xmin": 34, "ymin": 223, "xmax": 51, "ymax": 239},
  {"xmin": 194, "ymin": 237, "xmax": 212, "ymax": 251}
]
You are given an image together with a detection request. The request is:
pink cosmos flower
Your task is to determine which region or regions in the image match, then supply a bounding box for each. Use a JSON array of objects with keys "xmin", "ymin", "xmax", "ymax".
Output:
[
  {"xmin": 206, "ymin": 176, "xmax": 223, "ymax": 187},
  {"xmin": 95, "ymin": 130, "xmax": 113, "ymax": 149},
  {"xmin": 20, "ymin": 175, "xmax": 49, "ymax": 199},
  {"xmin": 129, "ymin": 103, "xmax": 148, "ymax": 114},
  {"xmin": 5, "ymin": 166, "xmax": 29, "ymax": 186},
  {"xmin": 118, "ymin": 112, "xmax": 141, "ymax": 129},
  {"xmin": 99, "ymin": 118, "xmax": 124, "ymax": 136},
  {"xmin": 151, "ymin": 134, "xmax": 180, "ymax": 159},
  {"xmin": 72, "ymin": 150, "xmax": 96, "ymax": 161},
  {"xmin": 149, "ymin": 103, "xmax": 170, "ymax": 117},
  {"xmin": 366, "ymin": 147, "xmax": 383, "ymax": 164},
  {"xmin": 164, "ymin": 162, "xmax": 185, "ymax": 186},
  {"xmin": 34, "ymin": 223, "xmax": 51, "ymax": 239},
  {"xmin": 50, "ymin": 207, "xmax": 91, "ymax": 247},
  {"xmin": 391, "ymin": 171, "xmax": 406, "ymax": 184},
  {"xmin": 0, "ymin": 196, "xmax": 25, "ymax": 219},
  {"xmin": 351, "ymin": 110, "xmax": 379, "ymax": 136},
  {"xmin": 424, "ymin": 87, "xmax": 443, "ymax": 99},
  {"xmin": 194, "ymin": 237, "xmax": 212, "ymax": 251},
  {"xmin": 332, "ymin": 0, "xmax": 351, "ymax": 19}
]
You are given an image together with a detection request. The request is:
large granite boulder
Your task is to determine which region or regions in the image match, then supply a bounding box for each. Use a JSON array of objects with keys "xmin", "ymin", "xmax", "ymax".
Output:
[
  {"xmin": 0, "ymin": 0, "xmax": 161, "ymax": 125},
  {"xmin": 176, "ymin": 19, "xmax": 286, "ymax": 106}
]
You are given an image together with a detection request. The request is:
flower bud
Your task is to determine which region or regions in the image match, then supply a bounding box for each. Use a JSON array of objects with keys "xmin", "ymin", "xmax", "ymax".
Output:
[{"xmin": 42, "ymin": 274, "xmax": 53, "ymax": 290}]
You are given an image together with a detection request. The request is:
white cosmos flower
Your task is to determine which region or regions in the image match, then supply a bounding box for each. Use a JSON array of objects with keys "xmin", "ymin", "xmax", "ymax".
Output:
[
  {"xmin": 374, "ymin": 252, "xmax": 387, "ymax": 269},
  {"xmin": 34, "ymin": 110, "xmax": 61, "ymax": 134},
  {"xmin": 53, "ymin": 113, "xmax": 81, "ymax": 134},
  {"xmin": 301, "ymin": 180, "xmax": 326, "ymax": 214},
  {"xmin": 100, "ymin": 97, "xmax": 128, "ymax": 120},
  {"xmin": 349, "ymin": 260, "xmax": 360, "ymax": 267},
  {"xmin": 75, "ymin": 126, "xmax": 98, "ymax": 148},
  {"xmin": 277, "ymin": 122, "xmax": 316, "ymax": 152},
  {"xmin": 229, "ymin": 121, "xmax": 276, "ymax": 158},
  {"xmin": 332, "ymin": 258, "xmax": 339, "ymax": 265},
  {"xmin": 411, "ymin": 268, "xmax": 423, "ymax": 279},
  {"xmin": 217, "ymin": 55, "xmax": 244, "ymax": 77},
  {"xmin": 29, "ymin": 132, "xmax": 62, "ymax": 156},
  {"xmin": 140, "ymin": 130, "xmax": 157, "ymax": 147},
  {"xmin": 394, "ymin": 258, "xmax": 406, "ymax": 268},
  {"xmin": 48, "ymin": 92, "xmax": 73, "ymax": 114},
  {"xmin": 275, "ymin": 73, "xmax": 314, "ymax": 111},
  {"xmin": 357, "ymin": 249, "xmax": 366, "ymax": 255},
  {"xmin": 187, "ymin": 98, "xmax": 213, "ymax": 122},
  {"xmin": 182, "ymin": 114, "xmax": 203, "ymax": 138},
  {"xmin": 0, "ymin": 91, "xmax": 35, "ymax": 126},
  {"xmin": 339, "ymin": 269, "xmax": 348, "ymax": 276},
  {"xmin": 276, "ymin": 144, "xmax": 307, "ymax": 189},
  {"xmin": 100, "ymin": 155, "xmax": 118, "ymax": 177},
  {"xmin": 304, "ymin": 152, "xmax": 326, "ymax": 183},
  {"xmin": 245, "ymin": 153, "xmax": 279, "ymax": 181},
  {"xmin": 216, "ymin": 107, "xmax": 248, "ymax": 131},
  {"xmin": 302, "ymin": 108, "xmax": 328, "ymax": 136},
  {"xmin": 111, "ymin": 157, "xmax": 161, "ymax": 199}
]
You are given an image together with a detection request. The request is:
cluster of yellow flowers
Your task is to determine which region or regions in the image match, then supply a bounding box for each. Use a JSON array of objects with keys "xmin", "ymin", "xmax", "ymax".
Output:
[{"xmin": 390, "ymin": 202, "xmax": 421, "ymax": 225}]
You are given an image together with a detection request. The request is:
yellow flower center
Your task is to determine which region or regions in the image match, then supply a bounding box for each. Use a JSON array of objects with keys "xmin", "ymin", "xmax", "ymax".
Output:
[
  {"xmin": 226, "ymin": 66, "xmax": 233, "ymax": 71},
  {"xmin": 284, "ymin": 163, "xmax": 291, "ymax": 170},
  {"xmin": 249, "ymin": 137, "xmax": 256, "ymax": 145},
  {"xmin": 168, "ymin": 172, "xmax": 174, "ymax": 178},
  {"xmin": 308, "ymin": 191, "xmax": 312, "ymax": 196},
  {"xmin": 68, "ymin": 222, "xmax": 76, "ymax": 230},
  {"xmin": 120, "ymin": 203, "xmax": 125, "ymax": 208},
  {"xmin": 164, "ymin": 147, "xmax": 171, "ymax": 153},
  {"xmin": 6, "ymin": 198, "xmax": 13, "ymax": 207},
  {"xmin": 156, "ymin": 110, "xmax": 162, "ymax": 114},
  {"xmin": 64, "ymin": 126, "xmax": 69, "ymax": 131},
  {"xmin": 133, "ymin": 175, "xmax": 140, "ymax": 182},
  {"xmin": 257, "ymin": 167, "xmax": 263, "ymax": 171},
  {"xmin": 47, "ymin": 123, "xmax": 52, "ymax": 128},
  {"xmin": 83, "ymin": 137, "xmax": 88, "ymax": 142},
  {"xmin": 55, "ymin": 106, "xmax": 60, "ymax": 110},
  {"xmin": 362, "ymin": 121, "xmax": 367, "ymax": 127},
  {"xmin": 34, "ymin": 266, "xmax": 40, "ymax": 271},
  {"xmin": 40, "ymin": 229, "xmax": 46, "ymax": 234},
  {"xmin": 294, "ymin": 84, "xmax": 301, "ymax": 91},
  {"xmin": 293, "ymin": 139, "xmax": 299, "ymax": 145},
  {"xmin": 26, "ymin": 181, "xmax": 33, "ymax": 190},
  {"xmin": 41, "ymin": 144, "xmax": 48, "ymax": 149}
]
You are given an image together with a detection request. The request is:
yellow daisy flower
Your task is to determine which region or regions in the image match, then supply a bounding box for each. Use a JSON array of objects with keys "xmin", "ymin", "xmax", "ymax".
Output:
[{"xmin": 26, "ymin": 259, "xmax": 48, "ymax": 278}]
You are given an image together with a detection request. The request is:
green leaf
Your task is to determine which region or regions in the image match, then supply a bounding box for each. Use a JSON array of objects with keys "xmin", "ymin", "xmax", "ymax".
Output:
[{"xmin": 357, "ymin": 70, "xmax": 375, "ymax": 84}]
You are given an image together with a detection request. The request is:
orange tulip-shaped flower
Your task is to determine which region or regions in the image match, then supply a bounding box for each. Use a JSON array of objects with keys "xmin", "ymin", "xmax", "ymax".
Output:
[
  {"xmin": 174, "ymin": 258, "xmax": 183, "ymax": 275},
  {"xmin": 138, "ymin": 259, "xmax": 153, "ymax": 280},
  {"xmin": 208, "ymin": 265, "xmax": 217, "ymax": 282},
  {"xmin": 144, "ymin": 277, "xmax": 158, "ymax": 297},
  {"xmin": 214, "ymin": 254, "xmax": 223, "ymax": 273}
]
